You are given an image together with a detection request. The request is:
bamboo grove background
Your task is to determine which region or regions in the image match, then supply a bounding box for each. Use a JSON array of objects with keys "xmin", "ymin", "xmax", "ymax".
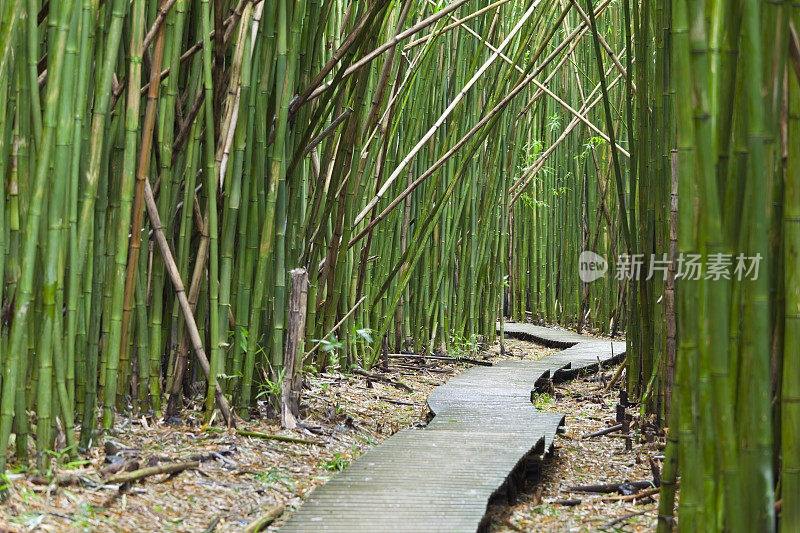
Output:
[
  {"xmin": 0, "ymin": 0, "xmax": 799, "ymax": 529},
  {"xmin": 0, "ymin": 0, "xmax": 629, "ymax": 464}
]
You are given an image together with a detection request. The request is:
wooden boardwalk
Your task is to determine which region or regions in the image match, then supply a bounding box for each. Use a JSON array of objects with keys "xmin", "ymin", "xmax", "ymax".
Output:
[{"xmin": 281, "ymin": 324, "xmax": 624, "ymax": 532}]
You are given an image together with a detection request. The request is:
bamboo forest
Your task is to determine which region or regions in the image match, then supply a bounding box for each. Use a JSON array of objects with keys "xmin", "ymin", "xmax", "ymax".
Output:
[{"xmin": 0, "ymin": 0, "xmax": 797, "ymax": 530}]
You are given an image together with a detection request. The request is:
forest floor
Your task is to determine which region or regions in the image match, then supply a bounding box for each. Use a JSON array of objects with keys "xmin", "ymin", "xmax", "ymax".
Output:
[
  {"xmin": 486, "ymin": 362, "xmax": 665, "ymax": 532},
  {"xmin": 0, "ymin": 332, "xmax": 666, "ymax": 533}
]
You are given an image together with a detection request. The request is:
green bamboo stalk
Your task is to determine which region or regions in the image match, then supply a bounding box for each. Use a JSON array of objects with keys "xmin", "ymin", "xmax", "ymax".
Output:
[
  {"xmin": 737, "ymin": 0, "xmax": 776, "ymax": 529},
  {"xmin": 782, "ymin": 10, "xmax": 800, "ymax": 527},
  {"xmin": 0, "ymin": 0, "xmax": 76, "ymax": 471},
  {"xmin": 102, "ymin": 0, "xmax": 145, "ymax": 430}
]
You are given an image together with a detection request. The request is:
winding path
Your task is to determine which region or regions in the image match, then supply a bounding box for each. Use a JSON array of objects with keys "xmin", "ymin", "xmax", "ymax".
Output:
[{"xmin": 281, "ymin": 323, "xmax": 624, "ymax": 532}]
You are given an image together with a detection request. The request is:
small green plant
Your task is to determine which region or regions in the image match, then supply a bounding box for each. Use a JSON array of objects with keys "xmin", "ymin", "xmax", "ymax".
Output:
[
  {"xmin": 256, "ymin": 365, "xmax": 285, "ymax": 405},
  {"xmin": 519, "ymin": 193, "xmax": 548, "ymax": 210},
  {"xmin": 357, "ymin": 435, "xmax": 377, "ymax": 446},
  {"xmin": 313, "ymin": 334, "xmax": 343, "ymax": 354},
  {"xmin": 70, "ymin": 502, "xmax": 97, "ymax": 531},
  {"xmin": 64, "ymin": 459, "xmax": 91, "ymax": 469},
  {"xmin": 312, "ymin": 326, "xmax": 374, "ymax": 367},
  {"xmin": 235, "ymin": 326, "xmax": 267, "ymax": 358},
  {"xmin": 448, "ymin": 332, "xmax": 480, "ymax": 359},
  {"xmin": 322, "ymin": 453, "xmax": 349, "ymax": 471},
  {"xmin": 533, "ymin": 392, "xmax": 553, "ymax": 408},
  {"xmin": 547, "ymin": 112, "xmax": 561, "ymax": 132},
  {"xmin": 255, "ymin": 469, "xmax": 294, "ymax": 490},
  {"xmin": 576, "ymin": 135, "xmax": 605, "ymax": 160},
  {"xmin": 311, "ymin": 333, "xmax": 344, "ymax": 365},
  {"xmin": 0, "ymin": 473, "xmax": 11, "ymax": 497}
]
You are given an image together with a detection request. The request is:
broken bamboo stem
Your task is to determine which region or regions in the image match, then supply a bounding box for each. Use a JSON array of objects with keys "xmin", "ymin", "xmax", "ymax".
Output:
[{"xmin": 282, "ymin": 268, "xmax": 309, "ymax": 429}]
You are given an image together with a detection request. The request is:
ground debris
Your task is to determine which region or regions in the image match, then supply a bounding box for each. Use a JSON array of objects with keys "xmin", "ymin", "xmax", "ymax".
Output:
[{"xmin": 0, "ymin": 338, "xmax": 551, "ymax": 532}]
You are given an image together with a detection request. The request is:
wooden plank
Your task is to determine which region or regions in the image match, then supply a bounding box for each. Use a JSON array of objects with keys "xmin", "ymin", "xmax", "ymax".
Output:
[{"xmin": 281, "ymin": 325, "xmax": 623, "ymax": 532}]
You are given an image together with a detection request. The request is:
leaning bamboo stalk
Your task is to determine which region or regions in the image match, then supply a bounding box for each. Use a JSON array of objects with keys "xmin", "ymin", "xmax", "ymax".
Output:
[
  {"xmin": 354, "ymin": 0, "xmax": 543, "ymax": 227},
  {"xmin": 403, "ymin": 0, "xmax": 517, "ymax": 51},
  {"xmin": 445, "ymin": 6, "xmax": 629, "ymax": 158},
  {"xmin": 304, "ymin": 107, "xmax": 353, "ymax": 157},
  {"xmin": 215, "ymin": 3, "xmax": 253, "ymax": 186},
  {"xmin": 142, "ymin": 177, "xmax": 236, "ymax": 427},
  {"xmin": 351, "ymin": 0, "xmax": 613, "ymax": 235},
  {"xmin": 295, "ymin": 0, "xmax": 475, "ymax": 109},
  {"xmin": 142, "ymin": 0, "xmax": 179, "ymax": 51}
]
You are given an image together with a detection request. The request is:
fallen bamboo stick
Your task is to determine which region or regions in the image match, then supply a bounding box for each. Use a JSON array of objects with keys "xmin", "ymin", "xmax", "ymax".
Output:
[
  {"xmin": 603, "ymin": 486, "xmax": 662, "ymax": 502},
  {"xmin": 599, "ymin": 509, "xmax": 650, "ymax": 529},
  {"xmin": 204, "ymin": 427, "xmax": 319, "ymax": 446},
  {"xmin": 106, "ymin": 461, "xmax": 199, "ymax": 485},
  {"xmin": 564, "ymin": 480, "xmax": 655, "ymax": 494},
  {"xmin": 242, "ymin": 504, "xmax": 285, "ymax": 533},
  {"xmin": 387, "ymin": 353, "xmax": 492, "ymax": 366},
  {"xmin": 351, "ymin": 368, "xmax": 414, "ymax": 392},
  {"xmin": 235, "ymin": 430, "xmax": 318, "ymax": 445},
  {"xmin": 29, "ymin": 473, "xmax": 89, "ymax": 486},
  {"xmin": 582, "ymin": 423, "xmax": 623, "ymax": 439},
  {"xmin": 550, "ymin": 498, "xmax": 582, "ymax": 506},
  {"xmin": 603, "ymin": 357, "xmax": 627, "ymax": 393}
]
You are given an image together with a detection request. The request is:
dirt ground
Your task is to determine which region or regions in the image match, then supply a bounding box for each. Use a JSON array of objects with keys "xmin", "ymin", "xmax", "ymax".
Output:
[{"xmin": 0, "ymin": 334, "xmax": 668, "ymax": 532}]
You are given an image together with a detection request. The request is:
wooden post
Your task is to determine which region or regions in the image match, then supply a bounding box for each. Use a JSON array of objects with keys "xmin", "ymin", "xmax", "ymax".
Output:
[{"xmin": 282, "ymin": 268, "xmax": 309, "ymax": 429}]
